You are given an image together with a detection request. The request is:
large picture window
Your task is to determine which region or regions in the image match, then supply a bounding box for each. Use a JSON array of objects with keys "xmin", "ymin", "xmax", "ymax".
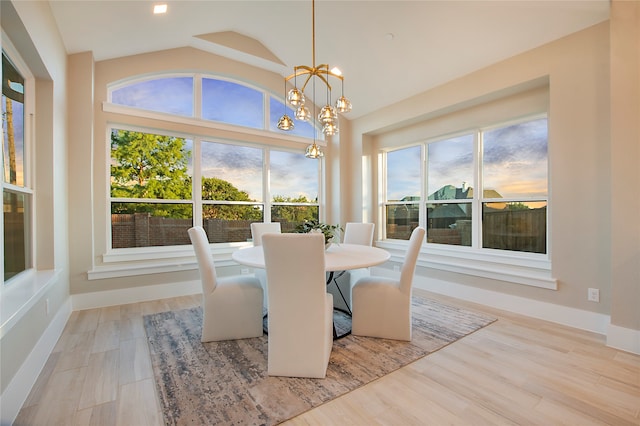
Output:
[
  {"xmin": 107, "ymin": 75, "xmax": 321, "ymax": 249},
  {"xmin": 110, "ymin": 129, "xmax": 193, "ymax": 248},
  {"xmin": 2, "ymin": 51, "xmax": 31, "ymax": 281},
  {"xmin": 383, "ymin": 116, "xmax": 548, "ymax": 255}
]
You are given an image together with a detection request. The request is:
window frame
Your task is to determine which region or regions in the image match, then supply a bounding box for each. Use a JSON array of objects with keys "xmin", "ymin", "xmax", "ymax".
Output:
[
  {"xmin": 379, "ymin": 114, "xmax": 554, "ymax": 289},
  {"xmin": 106, "ymin": 127, "xmax": 322, "ymax": 253},
  {"xmin": 101, "ymin": 73, "xmax": 323, "ymax": 264},
  {"xmin": 2, "ymin": 43, "xmax": 35, "ymax": 286}
]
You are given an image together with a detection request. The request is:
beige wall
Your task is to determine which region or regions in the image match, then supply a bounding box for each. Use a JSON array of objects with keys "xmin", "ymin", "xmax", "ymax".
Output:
[
  {"xmin": 67, "ymin": 46, "xmax": 346, "ymax": 295},
  {"xmin": 2, "ymin": 0, "xmax": 637, "ymax": 411},
  {"xmin": 609, "ymin": 0, "xmax": 640, "ymax": 331},
  {"xmin": 1, "ymin": 0, "xmax": 69, "ymax": 396},
  {"xmin": 353, "ymin": 22, "xmax": 618, "ymax": 315}
]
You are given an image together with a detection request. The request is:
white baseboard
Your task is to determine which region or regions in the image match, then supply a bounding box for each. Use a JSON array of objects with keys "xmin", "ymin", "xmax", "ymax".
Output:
[
  {"xmin": 366, "ymin": 267, "xmax": 638, "ymax": 356},
  {"xmin": 72, "ymin": 280, "xmax": 201, "ymax": 310},
  {"xmin": 607, "ymin": 324, "xmax": 640, "ymax": 355},
  {"xmin": 409, "ymin": 274, "xmax": 610, "ymax": 333},
  {"xmin": 0, "ymin": 297, "xmax": 72, "ymax": 426}
]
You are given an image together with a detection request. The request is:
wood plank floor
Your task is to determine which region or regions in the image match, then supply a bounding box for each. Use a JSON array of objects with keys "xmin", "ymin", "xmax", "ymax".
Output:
[{"xmin": 14, "ymin": 289, "xmax": 640, "ymax": 425}]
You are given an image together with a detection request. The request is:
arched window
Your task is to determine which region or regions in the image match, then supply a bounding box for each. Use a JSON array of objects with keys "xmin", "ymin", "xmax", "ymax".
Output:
[
  {"xmin": 108, "ymin": 74, "xmax": 322, "ymax": 139},
  {"xmin": 106, "ymin": 73, "xmax": 322, "ymax": 250},
  {"xmin": 111, "ymin": 76, "xmax": 194, "ymax": 117}
]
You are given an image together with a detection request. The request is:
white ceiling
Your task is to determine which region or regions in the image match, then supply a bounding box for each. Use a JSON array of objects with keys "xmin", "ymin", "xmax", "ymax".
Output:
[{"xmin": 48, "ymin": 0, "xmax": 610, "ymax": 119}]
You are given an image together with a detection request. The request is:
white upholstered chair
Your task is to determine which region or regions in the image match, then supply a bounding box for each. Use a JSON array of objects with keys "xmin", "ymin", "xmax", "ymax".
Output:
[
  {"xmin": 351, "ymin": 226, "xmax": 425, "ymax": 341},
  {"xmin": 343, "ymin": 222, "xmax": 375, "ymax": 246},
  {"xmin": 262, "ymin": 232, "xmax": 334, "ymax": 378},
  {"xmin": 330, "ymin": 222, "xmax": 375, "ymax": 312},
  {"xmin": 250, "ymin": 222, "xmax": 281, "ymax": 309},
  {"xmin": 188, "ymin": 226, "xmax": 264, "ymax": 342},
  {"xmin": 250, "ymin": 222, "xmax": 281, "ymax": 246}
]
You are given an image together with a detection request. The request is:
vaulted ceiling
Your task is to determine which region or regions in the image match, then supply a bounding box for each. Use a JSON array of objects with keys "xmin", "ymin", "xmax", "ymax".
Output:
[{"xmin": 49, "ymin": 0, "xmax": 610, "ymax": 119}]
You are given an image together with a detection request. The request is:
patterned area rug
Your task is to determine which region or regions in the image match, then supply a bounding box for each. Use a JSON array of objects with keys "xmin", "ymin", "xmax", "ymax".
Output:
[{"xmin": 144, "ymin": 296, "xmax": 496, "ymax": 425}]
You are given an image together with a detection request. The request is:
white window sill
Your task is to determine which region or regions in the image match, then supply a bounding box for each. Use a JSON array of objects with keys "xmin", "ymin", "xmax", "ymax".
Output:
[
  {"xmin": 1, "ymin": 269, "xmax": 61, "ymax": 338},
  {"xmin": 89, "ymin": 240, "xmax": 555, "ymax": 289},
  {"xmin": 88, "ymin": 242, "xmax": 250, "ymax": 280},
  {"xmin": 375, "ymin": 240, "xmax": 556, "ymax": 290}
]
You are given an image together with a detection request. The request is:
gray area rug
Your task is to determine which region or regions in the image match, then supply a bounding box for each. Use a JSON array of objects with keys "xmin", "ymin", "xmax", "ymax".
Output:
[{"xmin": 144, "ymin": 296, "xmax": 496, "ymax": 425}]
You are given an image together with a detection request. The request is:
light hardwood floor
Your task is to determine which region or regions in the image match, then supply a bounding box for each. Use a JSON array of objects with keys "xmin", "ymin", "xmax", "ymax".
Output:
[{"xmin": 14, "ymin": 289, "xmax": 640, "ymax": 425}]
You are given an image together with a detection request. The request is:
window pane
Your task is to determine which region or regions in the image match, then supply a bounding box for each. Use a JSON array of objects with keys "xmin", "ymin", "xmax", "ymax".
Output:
[
  {"xmin": 387, "ymin": 146, "xmax": 421, "ymax": 201},
  {"xmin": 111, "ymin": 77, "xmax": 194, "ymax": 117},
  {"xmin": 427, "ymin": 134, "xmax": 473, "ymax": 200},
  {"xmin": 201, "ymin": 141, "xmax": 262, "ymax": 201},
  {"xmin": 270, "ymin": 150, "xmax": 318, "ymax": 202},
  {"xmin": 111, "ymin": 202, "xmax": 193, "ymax": 248},
  {"xmin": 271, "ymin": 205, "xmax": 319, "ymax": 233},
  {"xmin": 3, "ymin": 53, "xmax": 25, "ymax": 187},
  {"xmin": 4, "ymin": 190, "xmax": 30, "ymax": 280},
  {"xmin": 3, "ymin": 53, "xmax": 30, "ymax": 280},
  {"xmin": 426, "ymin": 202, "xmax": 472, "ymax": 246},
  {"xmin": 202, "ymin": 204, "xmax": 263, "ymax": 243},
  {"xmin": 110, "ymin": 130, "xmax": 192, "ymax": 200},
  {"xmin": 483, "ymin": 201, "xmax": 546, "ymax": 254},
  {"xmin": 385, "ymin": 203, "xmax": 419, "ymax": 240},
  {"xmin": 269, "ymin": 97, "xmax": 318, "ymax": 139},
  {"xmin": 483, "ymin": 118, "xmax": 548, "ymax": 199},
  {"xmin": 202, "ymin": 78, "xmax": 263, "ymax": 128}
]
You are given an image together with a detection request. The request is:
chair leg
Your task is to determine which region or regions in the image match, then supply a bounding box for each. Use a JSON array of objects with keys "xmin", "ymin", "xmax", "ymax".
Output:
[{"xmin": 332, "ymin": 273, "xmax": 352, "ymax": 315}]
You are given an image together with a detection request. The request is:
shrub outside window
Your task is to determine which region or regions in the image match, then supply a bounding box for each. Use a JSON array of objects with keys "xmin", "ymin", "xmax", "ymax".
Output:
[
  {"xmin": 110, "ymin": 129, "xmax": 194, "ymax": 248},
  {"xmin": 107, "ymin": 75, "xmax": 322, "ymax": 248}
]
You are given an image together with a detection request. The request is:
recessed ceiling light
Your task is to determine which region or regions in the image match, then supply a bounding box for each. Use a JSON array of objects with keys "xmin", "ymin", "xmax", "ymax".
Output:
[{"xmin": 154, "ymin": 4, "xmax": 168, "ymax": 14}]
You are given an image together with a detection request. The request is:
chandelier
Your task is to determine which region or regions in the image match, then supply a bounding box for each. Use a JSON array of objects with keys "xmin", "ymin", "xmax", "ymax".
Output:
[{"xmin": 277, "ymin": 0, "xmax": 352, "ymax": 158}]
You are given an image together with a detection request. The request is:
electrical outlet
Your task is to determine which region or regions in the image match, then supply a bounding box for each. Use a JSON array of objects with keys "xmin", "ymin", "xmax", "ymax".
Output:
[{"xmin": 587, "ymin": 288, "xmax": 600, "ymax": 302}]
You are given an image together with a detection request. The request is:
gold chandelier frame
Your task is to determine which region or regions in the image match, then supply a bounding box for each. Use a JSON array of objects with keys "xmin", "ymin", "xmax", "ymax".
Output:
[{"xmin": 277, "ymin": 0, "xmax": 352, "ymax": 158}]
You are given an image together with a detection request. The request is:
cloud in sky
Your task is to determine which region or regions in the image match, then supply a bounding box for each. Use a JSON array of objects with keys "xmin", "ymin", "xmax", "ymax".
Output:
[
  {"xmin": 270, "ymin": 150, "xmax": 318, "ymax": 200},
  {"xmin": 428, "ymin": 134, "xmax": 474, "ymax": 196},
  {"xmin": 388, "ymin": 118, "xmax": 548, "ymax": 201},
  {"xmin": 387, "ymin": 145, "xmax": 421, "ymax": 201},
  {"xmin": 483, "ymin": 118, "xmax": 548, "ymax": 198},
  {"xmin": 201, "ymin": 142, "xmax": 318, "ymax": 202},
  {"xmin": 202, "ymin": 141, "xmax": 263, "ymax": 200},
  {"xmin": 112, "ymin": 77, "xmax": 193, "ymax": 116}
]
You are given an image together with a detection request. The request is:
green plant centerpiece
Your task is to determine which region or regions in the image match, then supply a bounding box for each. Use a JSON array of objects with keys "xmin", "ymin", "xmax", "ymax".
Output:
[{"xmin": 295, "ymin": 220, "xmax": 343, "ymax": 247}]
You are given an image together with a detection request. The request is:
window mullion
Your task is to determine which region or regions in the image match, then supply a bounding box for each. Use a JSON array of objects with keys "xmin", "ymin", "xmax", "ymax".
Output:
[
  {"xmin": 263, "ymin": 149, "xmax": 271, "ymax": 222},
  {"xmin": 419, "ymin": 144, "xmax": 426, "ymax": 230},
  {"xmin": 193, "ymin": 137, "xmax": 202, "ymax": 227},
  {"xmin": 379, "ymin": 151, "xmax": 388, "ymax": 240},
  {"xmin": 472, "ymin": 130, "xmax": 482, "ymax": 248}
]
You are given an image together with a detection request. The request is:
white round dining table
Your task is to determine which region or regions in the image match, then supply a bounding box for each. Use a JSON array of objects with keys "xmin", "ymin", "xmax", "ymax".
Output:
[{"xmin": 232, "ymin": 243, "xmax": 390, "ymax": 272}]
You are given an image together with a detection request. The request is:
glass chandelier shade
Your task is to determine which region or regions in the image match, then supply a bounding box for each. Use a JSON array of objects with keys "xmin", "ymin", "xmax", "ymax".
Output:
[
  {"xmin": 287, "ymin": 88, "xmax": 305, "ymax": 107},
  {"xmin": 295, "ymin": 105, "xmax": 311, "ymax": 121},
  {"xmin": 322, "ymin": 122, "xmax": 339, "ymax": 136},
  {"xmin": 318, "ymin": 104, "xmax": 338, "ymax": 124},
  {"xmin": 305, "ymin": 142, "xmax": 324, "ymax": 158},
  {"xmin": 276, "ymin": 0, "xmax": 352, "ymax": 158},
  {"xmin": 336, "ymin": 95, "xmax": 352, "ymax": 113},
  {"xmin": 277, "ymin": 114, "xmax": 295, "ymax": 131}
]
